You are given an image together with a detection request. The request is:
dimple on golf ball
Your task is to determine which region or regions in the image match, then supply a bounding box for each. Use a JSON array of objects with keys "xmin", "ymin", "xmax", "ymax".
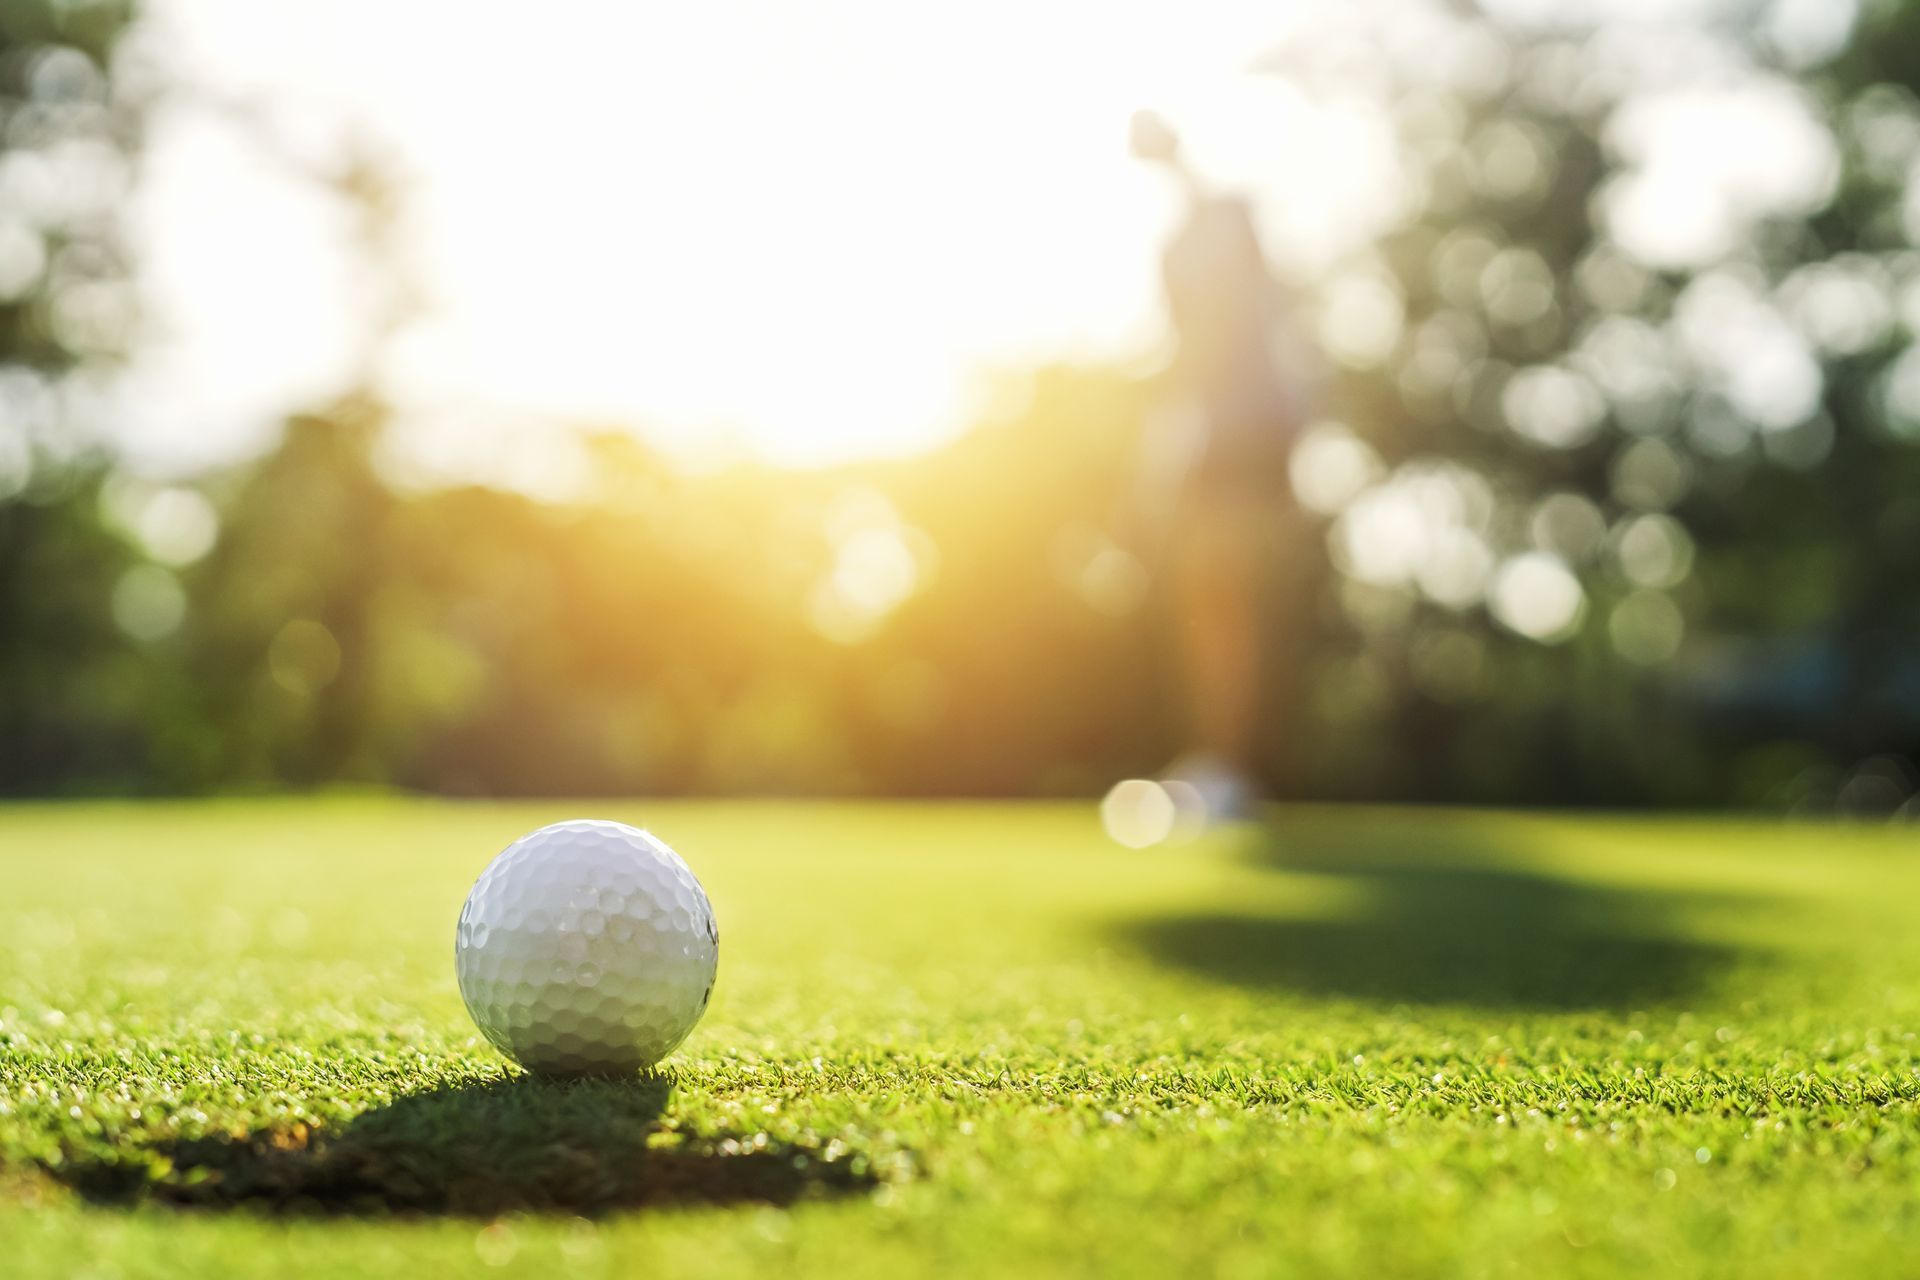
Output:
[{"xmin": 455, "ymin": 819, "xmax": 718, "ymax": 1075}]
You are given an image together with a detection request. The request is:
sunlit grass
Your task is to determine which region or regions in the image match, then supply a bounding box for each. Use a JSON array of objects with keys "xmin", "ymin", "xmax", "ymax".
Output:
[{"xmin": 3, "ymin": 800, "xmax": 1918, "ymax": 1277}]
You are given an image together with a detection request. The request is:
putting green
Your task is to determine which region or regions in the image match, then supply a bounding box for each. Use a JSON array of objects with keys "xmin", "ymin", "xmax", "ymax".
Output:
[{"xmin": 3, "ymin": 800, "xmax": 1917, "ymax": 1277}]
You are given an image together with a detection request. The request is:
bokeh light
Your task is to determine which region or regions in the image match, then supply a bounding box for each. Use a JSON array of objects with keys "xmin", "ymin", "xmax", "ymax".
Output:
[
  {"xmin": 1490, "ymin": 553, "xmax": 1585, "ymax": 643},
  {"xmin": 1100, "ymin": 779, "xmax": 1178, "ymax": 849}
]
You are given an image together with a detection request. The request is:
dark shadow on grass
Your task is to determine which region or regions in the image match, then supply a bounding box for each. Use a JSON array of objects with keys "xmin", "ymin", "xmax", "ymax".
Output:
[
  {"xmin": 1122, "ymin": 820, "xmax": 1766, "ymax": 1011},
  {"xmin": 48, "ymin": 1075, "xmax": 880, "ymax": 1217}
]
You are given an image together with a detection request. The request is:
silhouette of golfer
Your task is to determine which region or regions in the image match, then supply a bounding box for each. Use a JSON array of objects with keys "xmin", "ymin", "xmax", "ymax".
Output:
[{"xmin": 1131, "ymin": 109, "xmax": 1315, "ymax": 821}]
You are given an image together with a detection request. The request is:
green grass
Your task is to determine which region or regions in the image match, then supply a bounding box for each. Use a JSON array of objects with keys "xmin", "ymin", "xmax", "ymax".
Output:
[{"xmin": 3, "ymin": 800, "xmax": 1918, "ymax": 1277}]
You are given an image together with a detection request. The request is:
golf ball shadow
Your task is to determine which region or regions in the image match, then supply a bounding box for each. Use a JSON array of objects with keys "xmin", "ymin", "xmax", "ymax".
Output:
[{"xmin": 44, "ymin": 1075, "xmax": 882, "ymax": 1217}]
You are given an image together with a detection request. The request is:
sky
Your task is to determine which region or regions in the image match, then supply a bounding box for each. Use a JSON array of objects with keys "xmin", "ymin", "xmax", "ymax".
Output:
[{"xmin": 117, "ymin": 0, "xmax": 1365, "ymax": 475}]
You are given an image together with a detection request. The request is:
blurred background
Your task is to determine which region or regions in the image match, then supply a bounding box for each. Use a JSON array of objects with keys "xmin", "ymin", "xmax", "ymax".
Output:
[{"xmin": 3, "ymin": 0, "xmax": 1918, "ymax": 813}]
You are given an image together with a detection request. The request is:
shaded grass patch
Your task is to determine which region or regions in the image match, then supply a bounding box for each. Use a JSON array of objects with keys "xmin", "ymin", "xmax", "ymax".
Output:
[
  {"xmin": 44, "ymin": 1076, "xmax": 881, "ymax": 1218},
  {"xmin": 1121, "ymin": 821, "xmax": 1773, "ymax": 1010}
]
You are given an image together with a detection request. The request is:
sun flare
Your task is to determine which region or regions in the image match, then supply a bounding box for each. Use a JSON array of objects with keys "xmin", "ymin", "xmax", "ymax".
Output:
[{"xmin": 125, "ymin": 0, "xmax": 1391, "ymax": 471}]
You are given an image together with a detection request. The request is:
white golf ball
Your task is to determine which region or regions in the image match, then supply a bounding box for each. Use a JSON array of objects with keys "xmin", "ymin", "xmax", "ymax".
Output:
[{"xmin": 455, "ymin": 819, "xmax": 718, "ymax": 1075}]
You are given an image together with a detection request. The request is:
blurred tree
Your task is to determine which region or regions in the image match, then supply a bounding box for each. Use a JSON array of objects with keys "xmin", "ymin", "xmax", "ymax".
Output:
[
  {"xmin": 1264, "ymin": 0, "xmax": 1920, "ymax": 808},
  {"xmin": 180, "ymin": 403, "xmax": 394, "ymax": 785},
  {"xmin": 0, "ymin": 1, "xmax": 152, "ymax": 793}
]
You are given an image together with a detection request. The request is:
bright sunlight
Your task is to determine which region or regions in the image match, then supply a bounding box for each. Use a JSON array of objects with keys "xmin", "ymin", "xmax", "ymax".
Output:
[{"xmin": 120, "ymin": 0, "xmax": 1400, "ymax": 472}]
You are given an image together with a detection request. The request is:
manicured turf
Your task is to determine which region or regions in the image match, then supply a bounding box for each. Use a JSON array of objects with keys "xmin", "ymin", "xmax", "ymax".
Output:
[{"xmin": 3, "ymin": 800, "xmax": 1918, "ymax": 1277}]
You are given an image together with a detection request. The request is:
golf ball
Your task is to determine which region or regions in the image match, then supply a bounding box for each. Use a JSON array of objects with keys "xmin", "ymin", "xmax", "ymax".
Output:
[{"xmin": 455, "ymin": 819, "xmax": 718, "ymax": 1075}]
